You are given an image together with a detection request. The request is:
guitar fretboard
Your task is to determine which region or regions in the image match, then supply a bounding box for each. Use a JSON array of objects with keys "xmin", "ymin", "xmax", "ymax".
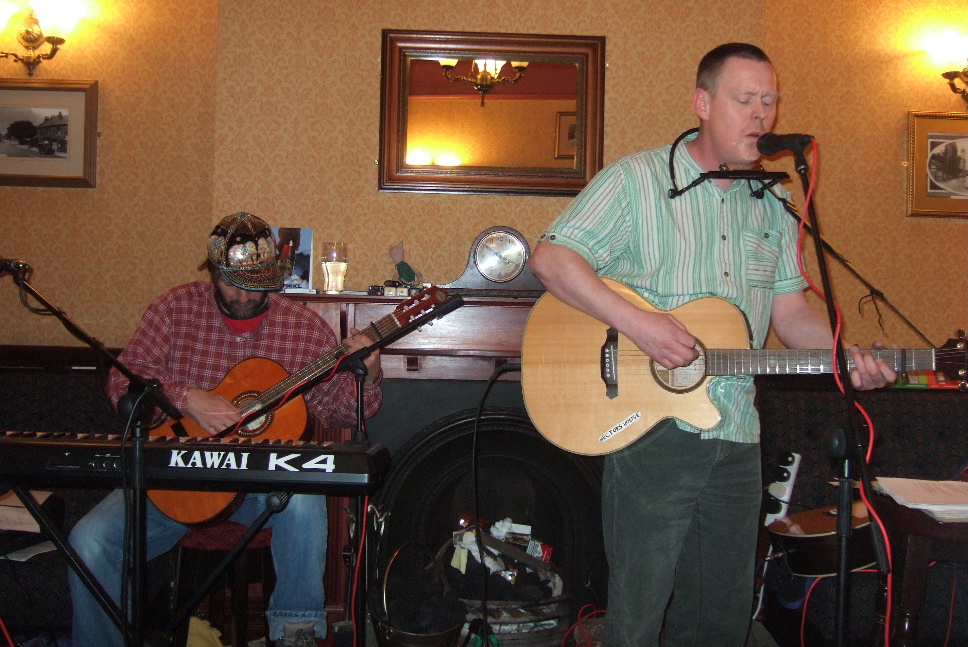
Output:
[{"xmin": 705, "ymin": 348, "xmax": 936, "ymax": 377}]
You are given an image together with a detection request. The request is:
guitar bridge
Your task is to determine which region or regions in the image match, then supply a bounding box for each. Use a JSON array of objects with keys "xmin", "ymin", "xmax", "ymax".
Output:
[{"xmin": 601, "ymin": 328, "xmax": 618, "ymax": 399}]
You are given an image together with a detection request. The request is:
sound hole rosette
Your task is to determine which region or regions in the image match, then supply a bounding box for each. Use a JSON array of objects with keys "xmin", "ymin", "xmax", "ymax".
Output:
[
  {"xmin": 370, "ymin": 407, "xmax": 608, "ymax": 620},
  {"xmin": 649, "ymin": 341, "xmax": 708, "ymax": 394},
  {"xmin": 233, "ymin": 391, "xmax": 274, "ymax": 437}
]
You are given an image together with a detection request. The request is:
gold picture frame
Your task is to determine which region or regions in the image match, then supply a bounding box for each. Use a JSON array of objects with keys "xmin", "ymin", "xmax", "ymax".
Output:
[
  {"xmin": 907, "ymin": 111, "xmax": 966, "ymax": 218},
  {"xmin": 0, "ymin": 79, "xmax": 98, "ymax": 188},
  {"xmin": 554, "ymin": 111, "xmax": 577, "ymax": 160}
]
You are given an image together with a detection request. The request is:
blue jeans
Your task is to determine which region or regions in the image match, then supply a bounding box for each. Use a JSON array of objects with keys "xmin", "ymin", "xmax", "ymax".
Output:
[
  {"xmin": 68, "ymin": 490, "xmax": 328, "ymax": 646},
  {"xmin": 602, "ymin": 421, "xmax": 762, "ymax": 647}
]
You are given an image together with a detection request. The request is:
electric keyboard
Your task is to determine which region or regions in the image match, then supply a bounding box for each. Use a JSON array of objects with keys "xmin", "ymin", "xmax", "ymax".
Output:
[{"xmin": 0, "ymin": 431, "xmax": 391, "ymax": 495}]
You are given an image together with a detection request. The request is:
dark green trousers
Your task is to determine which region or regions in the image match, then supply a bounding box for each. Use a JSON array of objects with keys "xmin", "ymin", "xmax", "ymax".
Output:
[{"xmin": 602, "ymin": 420, "xmax": 762, "ymax": 647}]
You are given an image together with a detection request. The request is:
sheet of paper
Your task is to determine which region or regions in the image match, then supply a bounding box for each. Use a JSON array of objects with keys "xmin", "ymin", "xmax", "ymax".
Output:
[
  {"xmin": 0, "ymin": 490, "xmax": 53, "ymax": 533},
  {"xmin": 876, "ymin": 477, "xmax": 968, "ymax": 506},
  {"xmin": 0, "ymin": 540, "xmax": 56, "ymax": 561}
]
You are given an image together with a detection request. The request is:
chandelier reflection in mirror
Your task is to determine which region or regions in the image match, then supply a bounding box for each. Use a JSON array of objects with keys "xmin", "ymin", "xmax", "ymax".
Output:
[{"xmin": 437, "ymin": 58, "xmax": 529, "ymax": 107}]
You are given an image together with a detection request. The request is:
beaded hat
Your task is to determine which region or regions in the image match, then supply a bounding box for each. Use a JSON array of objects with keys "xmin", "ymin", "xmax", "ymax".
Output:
[{"xmin": 207, "ymin": 212, "xmax": 283, "ymax": 291}]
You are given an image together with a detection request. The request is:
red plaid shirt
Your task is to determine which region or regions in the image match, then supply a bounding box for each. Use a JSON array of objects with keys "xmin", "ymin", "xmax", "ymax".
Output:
[{"xmin": 106, "ymin": 281, "xmax": 382, "ymax": 433}]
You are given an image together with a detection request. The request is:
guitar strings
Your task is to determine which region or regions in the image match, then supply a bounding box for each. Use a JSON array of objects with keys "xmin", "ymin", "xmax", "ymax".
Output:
[{"xmin": 234, "ymin": 314, "xmax": 402, "ymax": 429}]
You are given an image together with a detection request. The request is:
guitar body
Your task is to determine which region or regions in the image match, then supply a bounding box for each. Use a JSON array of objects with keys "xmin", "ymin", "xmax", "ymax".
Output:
[
  {"xmin": 521, "ymin": 278, "xmax": 751, "ymax": 456},
  {"xmin": 147, "ymin": 357, "xmax": 308, "ymax": 524},
  {"xmin": 768, "ymin": 505, "xmax": 876, "ymax": 577}
]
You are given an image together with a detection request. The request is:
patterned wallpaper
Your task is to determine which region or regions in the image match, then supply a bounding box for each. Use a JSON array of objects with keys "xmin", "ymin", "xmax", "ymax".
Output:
[{"xmin": 0, "ymin": 0, "xmax": 964, "ymax": 353}]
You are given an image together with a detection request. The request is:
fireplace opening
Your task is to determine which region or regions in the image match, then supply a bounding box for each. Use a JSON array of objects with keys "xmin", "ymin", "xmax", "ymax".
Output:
[{"xmin": 372, "ymin": 407, "xmax": 608, "ymax": 618}]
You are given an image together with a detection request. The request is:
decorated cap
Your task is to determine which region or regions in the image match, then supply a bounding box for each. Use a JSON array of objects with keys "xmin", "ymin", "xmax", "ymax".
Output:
[{"xmin": 207, "ymin": 212, "xmax": 283, "ymax": 291}]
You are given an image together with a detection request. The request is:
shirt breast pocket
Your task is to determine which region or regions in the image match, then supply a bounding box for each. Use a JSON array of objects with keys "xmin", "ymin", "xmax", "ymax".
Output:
[{"xmin": 743, "ymin": 228, "xmax": 781, "ymax": 290}]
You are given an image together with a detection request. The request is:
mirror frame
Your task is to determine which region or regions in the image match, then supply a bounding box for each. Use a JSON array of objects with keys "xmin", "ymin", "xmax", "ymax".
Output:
[{"xmin": 379, "ymin": 30, "xmax": 605, "ymax": 197}]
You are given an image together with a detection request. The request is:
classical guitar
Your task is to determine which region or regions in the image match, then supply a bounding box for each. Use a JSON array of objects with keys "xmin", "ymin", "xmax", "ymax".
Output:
[
  {"xmin": 148, "ymin": 286, "xmax": 461, "ymax": 524},
  {"xmin": 520, "ymin": 278, "xmax": 967, "ymax": 456}
]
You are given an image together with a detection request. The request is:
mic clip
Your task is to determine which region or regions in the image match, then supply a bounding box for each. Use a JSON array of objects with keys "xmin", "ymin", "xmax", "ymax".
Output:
[{"xmin": 668, "ymin": 170, "xmax": 788, "ymax": 199}]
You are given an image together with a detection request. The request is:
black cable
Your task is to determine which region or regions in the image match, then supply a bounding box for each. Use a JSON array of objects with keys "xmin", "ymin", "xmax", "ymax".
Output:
[{"xmin": 470, "ymin": 360, "xmax": 522, "ymax": 644}]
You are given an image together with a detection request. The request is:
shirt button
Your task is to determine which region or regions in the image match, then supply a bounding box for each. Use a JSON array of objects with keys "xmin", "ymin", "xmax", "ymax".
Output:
[
  {"xmin": 724, "ymin": 271, "xmax": 729, "ymax": 278},
  {"xmin": 721, "ymin": 234, "xmax": 727, "ymax": 241},
  {"xmin": 236, "ymin": 336, "xmax": 244, "ymax": 342},
  {"xmin": 764, "ymin": 233, "xmax": 770, "ymax": 239}
]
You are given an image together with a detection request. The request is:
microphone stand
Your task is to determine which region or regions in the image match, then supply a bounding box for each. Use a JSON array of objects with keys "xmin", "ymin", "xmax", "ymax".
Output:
[
  {"xmin": 772, "ymin": 198, "xmax": 935, "ymax": 348},
  {"xmin": 338, "ymin": 354, "xmax": 371, "ymax": 644},
  {"xmin": 4, "ymin": 266, "xmax": 183, "ymax": 647},
  {"xmin": 787, "ymin": 150, "xmax": 890, "ymax": 647}
]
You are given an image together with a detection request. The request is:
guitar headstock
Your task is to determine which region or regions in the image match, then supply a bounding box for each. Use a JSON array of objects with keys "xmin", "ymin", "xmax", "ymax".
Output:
[
  {"xmin": 936, "ymin": 332, "xmax": 967, "ymax": 389},
  {"xmin": 393, "ymin": 286, "xmax": 463, "ymax": 324}
]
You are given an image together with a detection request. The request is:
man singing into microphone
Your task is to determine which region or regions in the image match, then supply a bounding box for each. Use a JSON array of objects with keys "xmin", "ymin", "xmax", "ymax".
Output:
[
  {"xmin": 529, "ymin": 43, "xmax": 896, "ymax": 646},
  {"xmin": 68, "ymin": 212, "xmax": 382, "ymax": 647}
]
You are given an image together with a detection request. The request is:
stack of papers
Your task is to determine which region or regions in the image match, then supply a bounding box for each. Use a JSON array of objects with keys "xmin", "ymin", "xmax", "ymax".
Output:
[{"xmin": 875, "ymin": 477, "xmax": 968, "ymax": 522}]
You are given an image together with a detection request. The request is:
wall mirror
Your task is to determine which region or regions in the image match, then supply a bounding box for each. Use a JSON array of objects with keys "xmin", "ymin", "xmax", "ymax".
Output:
[{"xmin": 379, "ymin": 30, "xmax": 605, "ymax": 196}]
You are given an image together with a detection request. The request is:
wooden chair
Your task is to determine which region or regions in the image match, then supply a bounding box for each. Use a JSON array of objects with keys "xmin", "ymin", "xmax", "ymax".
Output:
[{"xmin": 172, "ymin": 522, "xmax": 276, "ymax": 647}]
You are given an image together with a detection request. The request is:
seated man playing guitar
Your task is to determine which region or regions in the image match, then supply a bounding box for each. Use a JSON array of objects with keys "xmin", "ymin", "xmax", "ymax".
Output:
[{"xmin": 69, "ymin": 212, "xmax": 382, "ymax": 647}]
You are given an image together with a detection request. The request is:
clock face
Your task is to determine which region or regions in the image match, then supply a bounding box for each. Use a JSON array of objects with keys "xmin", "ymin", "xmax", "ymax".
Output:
[{"xmin": 473, "ymin": 230, "xmax": 527, "ymax": 282}]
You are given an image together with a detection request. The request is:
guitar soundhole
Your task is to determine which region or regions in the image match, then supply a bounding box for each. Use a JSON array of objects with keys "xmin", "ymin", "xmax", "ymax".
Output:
[
  {"xmin": 233, "ymin": 391, "xmax": 274, "ymax": 437},
  {"xmin": 650, "ymin": 342, "xmax": 707, "ymax": 394}
]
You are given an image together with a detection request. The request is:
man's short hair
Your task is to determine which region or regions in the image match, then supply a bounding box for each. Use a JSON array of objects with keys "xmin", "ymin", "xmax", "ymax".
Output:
[{"xmin": 696, "ymin": 43, "xmax": 772, "ymax": 92}]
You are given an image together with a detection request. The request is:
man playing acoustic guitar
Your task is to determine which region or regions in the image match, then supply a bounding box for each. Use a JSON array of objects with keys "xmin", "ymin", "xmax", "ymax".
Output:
[
  {"xmin": 69, "ymin": 212, "xmax": 382, "ymax": 647},
  {"xmin": 528, "ymin": 44, "xmax": 896, "ymax": 646}
]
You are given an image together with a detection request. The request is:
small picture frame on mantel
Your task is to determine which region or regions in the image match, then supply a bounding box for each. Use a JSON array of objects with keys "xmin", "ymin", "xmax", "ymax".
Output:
[{"xmin": 907, "ymin": 111, "xmax": 967, "ymax": 218}]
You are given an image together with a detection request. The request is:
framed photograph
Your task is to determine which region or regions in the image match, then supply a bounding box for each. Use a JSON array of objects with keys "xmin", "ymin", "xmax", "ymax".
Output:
[
  {"xmin": 0, "ymin": 79, "xmax": 98, "ymax": 188},
  {"xmin": 271, "ymin": 226, "xmax": 315, "ymax": 293},
  {"xmin": 907, "ymin": 111, "xmax": 967, "ymax": 218},
  {"xmin": 555, "ymin": 111, "xmax": 577, "ymax": 159}
]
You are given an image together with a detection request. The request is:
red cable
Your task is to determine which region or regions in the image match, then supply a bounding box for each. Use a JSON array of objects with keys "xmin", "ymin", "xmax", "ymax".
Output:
[
  {"xmin": 943, "ymin": 571, "xmax": 956, "ymax": 647},
  {"xmin": 792, "ymin": 139, "xmax": 894, "ymax": 647},
  {"xmin": 561, "ymin": 604, "xmax": 606, "ymax": 647},
  {"xmin": 0, "ymin": 614, "xmax": 14, "ymax": 647},
  {"xmin": 349, "ymin": 494, "xmax": 370, "ymax": 646}
]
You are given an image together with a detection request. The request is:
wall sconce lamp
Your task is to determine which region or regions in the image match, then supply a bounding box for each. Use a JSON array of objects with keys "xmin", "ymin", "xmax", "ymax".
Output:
[
  {"xmin": 437, "ymin": 58, "xmax": 529, "ymax": 107},
  {"xmin": 0, "ymin": 6, "xmax": 65, "ymax": 77},
  {"xmin": 941, "ymin": 62, "xmax": 968, "ymax": 106}
]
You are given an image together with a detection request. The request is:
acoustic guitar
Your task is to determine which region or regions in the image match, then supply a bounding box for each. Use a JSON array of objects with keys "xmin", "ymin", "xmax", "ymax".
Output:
[
  {"xmin": 521, "ymin": 278, "xmax": 966, "ymax": 456},
  {"xmin": 148, "ymin": 286, "xmax": 458, "ymax": 524},
  {"xmin": 768, "ymin": 502, "xmax": 876, "ymax": 577}
]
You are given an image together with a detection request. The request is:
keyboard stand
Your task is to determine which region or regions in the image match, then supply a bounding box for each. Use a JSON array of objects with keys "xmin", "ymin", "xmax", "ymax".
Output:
[{"xmin": 5, "ymin": 484, "xmax": 132, "ymax": 642}]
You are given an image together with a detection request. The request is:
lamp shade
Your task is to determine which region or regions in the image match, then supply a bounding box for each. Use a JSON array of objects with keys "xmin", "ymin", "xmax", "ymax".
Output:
[
  {"xmin": 0, "ymin": 1, "xmax": 17, "ymax": 31},
  {"xmin": 29, "ymin": 0, "xmax": 86, "ymax": 37}
]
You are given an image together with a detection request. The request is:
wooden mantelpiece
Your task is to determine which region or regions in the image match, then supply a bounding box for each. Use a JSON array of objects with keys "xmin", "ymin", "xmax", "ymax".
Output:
[
  {"xmin": 288, "ymin": 291, "xmax": 538, "ymax": 381},
  {"xmin": 285, "ymin": 291, "xmax": 538, "ymax": 642}
]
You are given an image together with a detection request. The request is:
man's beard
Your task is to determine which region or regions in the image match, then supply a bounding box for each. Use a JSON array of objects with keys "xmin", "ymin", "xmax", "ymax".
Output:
[{"xmin": 214, "ymin": 288, "xmax": 269, "ymax": 320}]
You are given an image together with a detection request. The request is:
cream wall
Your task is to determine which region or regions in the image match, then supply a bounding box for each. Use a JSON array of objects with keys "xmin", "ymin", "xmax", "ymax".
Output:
[{"xmin": 0, "ymin": 0, "xmax": 964, "ymax": 353}]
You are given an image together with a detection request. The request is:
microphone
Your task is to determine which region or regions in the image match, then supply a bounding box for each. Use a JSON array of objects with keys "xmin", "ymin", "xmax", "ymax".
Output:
[
  {"xmin": 757, "ymin": 133, "xmax": 814, "ymax": 156},
  {"xmin": 0, "ymin": 258, "xmax": 30, "ymax": 274}
]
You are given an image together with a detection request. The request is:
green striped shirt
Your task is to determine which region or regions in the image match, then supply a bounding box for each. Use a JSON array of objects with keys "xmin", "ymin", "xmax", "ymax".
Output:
[{"xmin": 539, "ymin": 133, "xmax": 808, "ymax": 443}]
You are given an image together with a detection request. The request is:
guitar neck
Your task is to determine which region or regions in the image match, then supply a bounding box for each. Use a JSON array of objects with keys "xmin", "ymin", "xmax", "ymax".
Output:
[
  {"xmin": 249, "ymin": 313, "xmax": 404, "ymax": 410},
  {"xmin": 706, "ymin": 347, "xmax": 936, "ymax": 377}
]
